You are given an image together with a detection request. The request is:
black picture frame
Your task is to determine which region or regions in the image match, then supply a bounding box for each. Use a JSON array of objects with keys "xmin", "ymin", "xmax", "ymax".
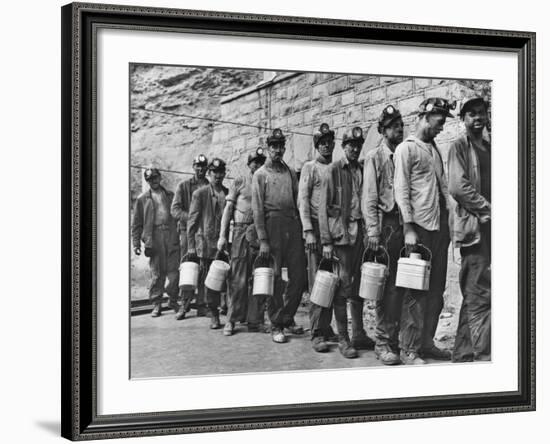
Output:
[{"xmin": 61, "ymin": 2, "xmax": 536, "ymax": 440}]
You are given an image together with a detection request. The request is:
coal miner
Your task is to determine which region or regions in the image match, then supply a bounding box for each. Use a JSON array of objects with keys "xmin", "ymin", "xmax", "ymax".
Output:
[
  {"xmin": 362, "ymin": 105, "xmax": 405, "ymax": 365},
  {"xmin": 448, "ymin": 97, "xmax": 491, "ymax": 362},
  {"xmin": 298, "ymin": 123, "xmax": 338, "ymax": 353},
  {"xmin": 251, "ymin": 128, "xmax": 307, "ymax": 344},
  {"xmin": 217, "ymin": 147, "xmax": 267, "ymax": 336},
  {"xmin": 171, "ymin": 154, "xmax": 209, "ymax": 319},
  {"xmin": 394, "ymin": 97, "xmax": 454, "ymax": 365},
  {"xmin": 318, "ymin": 127, "xmax": 375, "ymax": 359},
  {"xmin": 131, "ymin": 168, "xmax": 180, "ymax": 317},
  {"xmin": 185, "ymin": 158, "xmax": 229, "ymax": 329}
]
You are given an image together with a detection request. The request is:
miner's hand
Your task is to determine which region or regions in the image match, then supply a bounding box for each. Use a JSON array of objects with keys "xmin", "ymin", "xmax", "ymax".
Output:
[
  {"xmin": 305, "ymin": 230, "xmax": 317, "ymax": 252},
  {"xmin": 479, "ymin": 214, "xmax": 491, "ymax": 224},
  {"xmin": 367, "ymin": 235, "xmax": 380, "ymax": 252},
  {"xmin": 217, "ymin": 237, "xmax": 227, "ymax": 252},
  {"xmin": 259, "ymin": 240, "xmax": 270, "ymax": 260},
  {"xmin": 322, "ymin": 244, "xmax": 334, "ymax": 260},
  {"xmin": 403, "ymin": 223, "xmax": 419, "ymax": 251},
  {"xmin": 187, "ymin": 248, "xmax": 198, "ymax": 261}
]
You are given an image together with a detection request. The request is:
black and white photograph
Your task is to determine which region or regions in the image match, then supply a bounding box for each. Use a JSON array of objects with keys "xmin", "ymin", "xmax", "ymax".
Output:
[
  {"xmin": 129, "ymin": 65, "xmax": 492, "ymax": 378},
  {"xmin": 2, "ymin": 0, "xmax": 545, "ymax": 442}
]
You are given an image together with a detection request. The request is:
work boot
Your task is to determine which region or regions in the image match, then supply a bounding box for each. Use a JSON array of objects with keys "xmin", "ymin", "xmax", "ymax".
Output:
[
  {"xmin": 183, "ymin": 298, "xmax": 192, "ymax": 313},
  {"xmin": 271, "ymin": 328, "xmax": 287, "ymax": 344},
  {"xmin": 312, "ymin": 336, "xmax": 329, "ymax": 353},
  {"xmin": 223, "ymin": 322, "xmax": 235, "ymax": 336},
  {"xmin": 167, "ymin": 300, "xmax": 180, "ymax": 313},
  {"xmin": 175, "ymin": 304, "xmax": 186, "ymax": 321},
  {"xmin": 210, "ymin": 312, "xmax": 221, "ymax": 329},
  {"xmin": 151, "ymin": 302, "xmax": 162, "ymax": 318},
  {"xmin": 283, "ymin": 322, "xmax": 304, "ymax": 335},
  {"xmin": 351, "ymin": 333, "xmax": 375, "ymax": 350},
  {"xmin": 338, "ymin": 335, "xmax": 358, "ymax": 359},
  {"xmin": 400, "ymin": 350, "xmax": 426, "ymax": 365},
  {"xmin": 452, "ymin": 354, "xmax": 474, "ymax": 363},
  {"xmin": 178, "ymin": 288, "xmax": 192, "ymax": 312},
  {"xmin": 421, "ymin": 346, "xmax": 452, "ymax": 361},
  {"xmin": 375, "ymin": 344, "xmax": 401, "ymax": 365}
]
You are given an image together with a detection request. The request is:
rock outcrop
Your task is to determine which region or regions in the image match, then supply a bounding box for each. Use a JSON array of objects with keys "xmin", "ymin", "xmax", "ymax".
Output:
[{"xmin": 130, "ymin": 65, "xmax": 264, "ymax": 198}]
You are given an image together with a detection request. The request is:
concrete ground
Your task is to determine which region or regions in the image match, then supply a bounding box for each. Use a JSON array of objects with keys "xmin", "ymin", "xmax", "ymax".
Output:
[{"xmin": 130, "ymin": 301, "xmax": 458, "ymax": 379}]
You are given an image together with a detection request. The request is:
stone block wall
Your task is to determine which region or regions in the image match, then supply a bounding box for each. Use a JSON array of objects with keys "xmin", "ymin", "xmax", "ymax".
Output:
[{"xmin": 209, "ymin": 72, "xmax": 488, "ymax": 179}]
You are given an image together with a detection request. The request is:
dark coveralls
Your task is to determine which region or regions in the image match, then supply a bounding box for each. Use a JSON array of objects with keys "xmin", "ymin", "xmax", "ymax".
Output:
[
  {"xmin": 132, "ymin": 187, "xmax": 180, "ymax": 305},
  {"xmin": 251, "ymin": 158, "xmax": 307, "ymax": 330},
  {"xmin": 362, "ymin": 143, "xmax": 404, "ymax": 352},
  {"xmin": 448, "ymin": 135, "xmax": 491, "ymax": 361},
  {"xmin": 394, "ymin": 135, "xmax": 450, "ymax": 354},
  {"xmin": 318, "ymin": 158, "xmax": 367, "ymax": 341},
  {"xmin": 298, "ymin": 156, "xmax": 334, "ymax": 339},
  {"xmin": 187, "ymin": 183, "xmax": 228, "ymax": 315},
  {"xmin": 171, "ymin": 176, "xmax": 209, "ymax": 306},
  {"xmin": 226, "ymin": 174, "xmax": 264, "ymax": 327}
]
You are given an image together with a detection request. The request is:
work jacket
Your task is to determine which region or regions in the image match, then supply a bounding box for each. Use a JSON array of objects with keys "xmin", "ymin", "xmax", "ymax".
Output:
[
  {"xmin": 447, "ymin": 134, "xmax": 491, "ymax": 248},
  {"xmin": 131, "ymin": 186, "xmax": 179, "ymax": 251},
  {"xmin": 170, "ymin": 175, "xmax": 209, "ymax": 232},
  {"xmin": 318, "ymin": 157, "xmax": 363, "ymax": 246},
  {"xmin": 187, "ymin": 183, "xmax": 228, "ymax": 259},
  {"xmin": 361, "ymin": 142, "xmax": 398, "ymax": 237},
  {"xmin": 394, "ymin": 135, "xmax": 449, "ymax": 231},
  {"xmin": 297, "ymin": 156, "xmax": 331, "ymax": 233}
]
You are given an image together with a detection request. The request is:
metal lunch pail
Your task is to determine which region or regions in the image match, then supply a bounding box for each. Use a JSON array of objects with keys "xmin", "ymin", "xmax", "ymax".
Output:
[
  {"xmin": 309, "ymin": 258, "xmax": 340, "ymax": 308},
  {"xmin": 252, "ymin": 255, "xmax": 275, "ymax": 297},
  {"xmin": 205, "ymin": 250, "xmax": 230, "ymax": 292},
  {"xmin": 359, "ymin": 247, "xmax": 389, "ymax": 301},
  {"xmin": 179, "ymin": 254, "xmax": 200, "ymax": 290},
  {"xmin": 395, "ymin": 244, "xmax": 432, "ymax": 291}
]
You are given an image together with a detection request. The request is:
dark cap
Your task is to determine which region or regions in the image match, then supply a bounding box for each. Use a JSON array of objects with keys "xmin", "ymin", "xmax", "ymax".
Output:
[
  {"xmin": 208, "ymin": 157, "xmax": 226, "ymax": 172},
  {"xmin": 459, "ymin": 97, "xmax": 489, "ymax": 118},
  {"xmin": 247, "ymin": 147, "xmax": 267, "ymax": 165},
  {"xmin": 266, "ymin": 128, "xmax": 286, "ymax": 146},
  {"xmin": 377, "ymin": 105, "xmax": 403, "ymax": 134},
  {"xmin": 143, "ymin": 167, "xmax": 161, "ymax": 181},
  {"xmin": 313, "ymin": 123, "xmax": 335, "ymax": 148},
  {"xmin": 418, "ymin": 97, "xmax": 456, "ymax": 118},
  {"xmin": 342, "ymin": 126, "xmax": 365, "ymax": 146},
  {"xmin": 192, "ymin": 154, "xmax": 208, "ymax": 167}
]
